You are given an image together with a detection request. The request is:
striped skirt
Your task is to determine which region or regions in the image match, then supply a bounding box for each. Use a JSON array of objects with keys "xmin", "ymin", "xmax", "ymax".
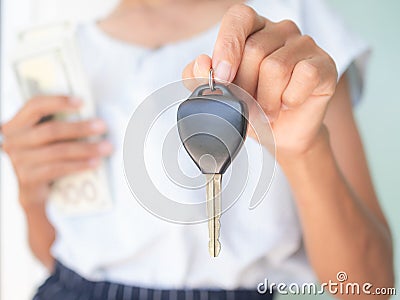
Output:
[{"xmin": 33, "ymin": 261, "xmax": 274, "ymax": 300}]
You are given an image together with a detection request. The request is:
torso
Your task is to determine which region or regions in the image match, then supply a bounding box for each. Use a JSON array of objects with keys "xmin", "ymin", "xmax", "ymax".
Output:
[{"xmin": 47, "ymin": 0, "xmax": 321, "ymax": 289}]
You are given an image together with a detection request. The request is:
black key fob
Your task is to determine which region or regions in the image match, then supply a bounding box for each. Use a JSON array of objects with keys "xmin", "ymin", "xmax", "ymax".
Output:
[{"xmin": 177, "ymin": 84, "xmax": 248, "ymax": 174}]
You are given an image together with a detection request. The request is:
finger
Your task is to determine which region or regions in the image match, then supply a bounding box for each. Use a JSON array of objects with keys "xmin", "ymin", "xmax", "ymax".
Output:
[
  {"xmin": 257, "ymin": 35, "xmax": 317, "ymax": 121},
  {"xmin": 282, "ymin": 54, "xmax": 338, "ymax": 108},
  {"xmin": 13, "ymin": 140, "xmax": 113, "ymax": 167},
  {"xmin": 182, "ymin": 54, "xmax": 212, "ymax": 79},
  {"xmin": 19, "ymin": 159, "xmax": 100, "ymax": 187},
  {"xmin": 234, "ymin": 20, "xmax": 300, "ymax": 96},
  {"xmin": 182, "ymin": 54, "xmax": 212, "ymax": 90},
  {"xmin": 212, "ymin": 4, "xmax": 265, "ymax": 82},
  {"xmin": 3, "ymin": 96, "xmax": 82, "ymax": 134},
  {"xmin": 6, "ymin": 119, "xmax": 107, "ymax": 149}
]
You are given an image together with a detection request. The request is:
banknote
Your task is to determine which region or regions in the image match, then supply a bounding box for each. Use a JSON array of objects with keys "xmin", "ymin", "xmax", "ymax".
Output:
[{"xmin": 13, "ymin": 23, "xmax": 113, "ymax": 215}]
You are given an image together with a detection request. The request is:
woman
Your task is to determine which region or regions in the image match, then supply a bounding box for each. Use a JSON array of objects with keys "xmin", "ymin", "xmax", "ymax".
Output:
[{"xmin": 2, "ymin": 0, "xmax": 394, "ymax": 299}]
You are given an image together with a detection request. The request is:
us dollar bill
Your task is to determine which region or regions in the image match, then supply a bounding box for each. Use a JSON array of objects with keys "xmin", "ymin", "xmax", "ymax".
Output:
[{"xmin": 13, "ymin": 22, "xmax": 113, "ymax": 215}]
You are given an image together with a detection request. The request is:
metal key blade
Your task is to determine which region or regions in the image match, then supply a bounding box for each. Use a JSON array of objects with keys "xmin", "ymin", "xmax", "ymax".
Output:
[{"xmin": 206, "ymin": 174, "xmax": 222, "ymax": 257}]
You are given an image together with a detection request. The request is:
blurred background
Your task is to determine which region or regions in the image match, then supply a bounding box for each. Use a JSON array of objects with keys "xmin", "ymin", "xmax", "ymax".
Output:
[{"xmin": 1, "ymin": 0, "xmax": 399, "ymax": 299}]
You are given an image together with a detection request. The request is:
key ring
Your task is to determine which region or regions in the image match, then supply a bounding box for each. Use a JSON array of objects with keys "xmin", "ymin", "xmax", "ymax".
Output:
[{"xmin": 209, "ymin": 68, "xmax": 215, "ymax": 91}]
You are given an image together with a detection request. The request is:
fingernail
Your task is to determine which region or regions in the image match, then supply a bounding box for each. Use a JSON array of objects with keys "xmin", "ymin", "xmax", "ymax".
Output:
[
  {"xmin": 193, "ymin": 59, "xmax": 201, "ymax": 77},
  {"xmin": 90, "ymin": 120, "xmax": 107, "ymax": 132},
  {"xmin": 214, "ymin": 60, "xmax": 232, "ymax": 82},
  {"xmin": 69, "ymin": 97, "xmax": 82, "ymax": 105}
]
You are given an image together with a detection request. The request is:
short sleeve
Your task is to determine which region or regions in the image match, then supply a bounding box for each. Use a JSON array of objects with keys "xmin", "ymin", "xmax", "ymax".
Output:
[{"xmin": 299, "ymin": 0, "xmax": 370, "ymax": 106}]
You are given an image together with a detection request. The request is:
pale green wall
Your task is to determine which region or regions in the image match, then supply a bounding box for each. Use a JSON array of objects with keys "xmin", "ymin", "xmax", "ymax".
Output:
[
  {"xmin": 329, "ymin": 0, "xmax": 400, "ymax": 298},
  {"xmin": 277, "ymin": 1, "xmax": 400, "ymax": 299}
]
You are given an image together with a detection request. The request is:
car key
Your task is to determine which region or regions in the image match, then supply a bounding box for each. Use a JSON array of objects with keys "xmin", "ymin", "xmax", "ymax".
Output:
[{"xmin": 177, "ymin": 73, "xmax": 248, "ymax": 257}]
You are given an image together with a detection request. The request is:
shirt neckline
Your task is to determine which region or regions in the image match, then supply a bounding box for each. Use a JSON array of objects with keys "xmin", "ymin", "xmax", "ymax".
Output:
[{"xmin": 88, "ymin": 0, "xmax": 255, "ymax": 52}]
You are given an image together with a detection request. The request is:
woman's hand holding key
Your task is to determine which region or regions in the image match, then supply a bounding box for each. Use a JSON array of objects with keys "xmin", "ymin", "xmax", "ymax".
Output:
[
  {"xmin": 183, "ymin": 4, "xmax": 394, "ymax": 289},
  {"xmin": 2, "ymin": 96, "xmax": 113, "ymax": 209},
  {"xmin": 182, "ymin": 4, "xmax": 338, "ymax": 161}
]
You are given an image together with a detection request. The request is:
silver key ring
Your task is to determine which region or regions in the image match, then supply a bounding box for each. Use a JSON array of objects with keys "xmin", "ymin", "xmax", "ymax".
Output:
[{"xmin": 209, "ymin": 68, "xmax": 215, "ymax": 91}]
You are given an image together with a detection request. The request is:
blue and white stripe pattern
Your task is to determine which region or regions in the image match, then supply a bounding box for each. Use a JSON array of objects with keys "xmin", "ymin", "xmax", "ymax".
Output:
[{"xmin": 33, "ymin": 261, "xmax": 274, "ymax": 300}]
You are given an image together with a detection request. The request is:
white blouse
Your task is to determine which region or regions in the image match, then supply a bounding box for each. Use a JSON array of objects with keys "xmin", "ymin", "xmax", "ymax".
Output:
[{"xmin": 46, "ymin": 0, "xmax": 369, "ymax": 289}]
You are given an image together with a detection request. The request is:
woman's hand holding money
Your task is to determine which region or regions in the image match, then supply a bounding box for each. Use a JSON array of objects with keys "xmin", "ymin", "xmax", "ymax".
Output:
[{"xmin": 2, "ymin": 96, "xmax": 113, "ymax": 209}]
